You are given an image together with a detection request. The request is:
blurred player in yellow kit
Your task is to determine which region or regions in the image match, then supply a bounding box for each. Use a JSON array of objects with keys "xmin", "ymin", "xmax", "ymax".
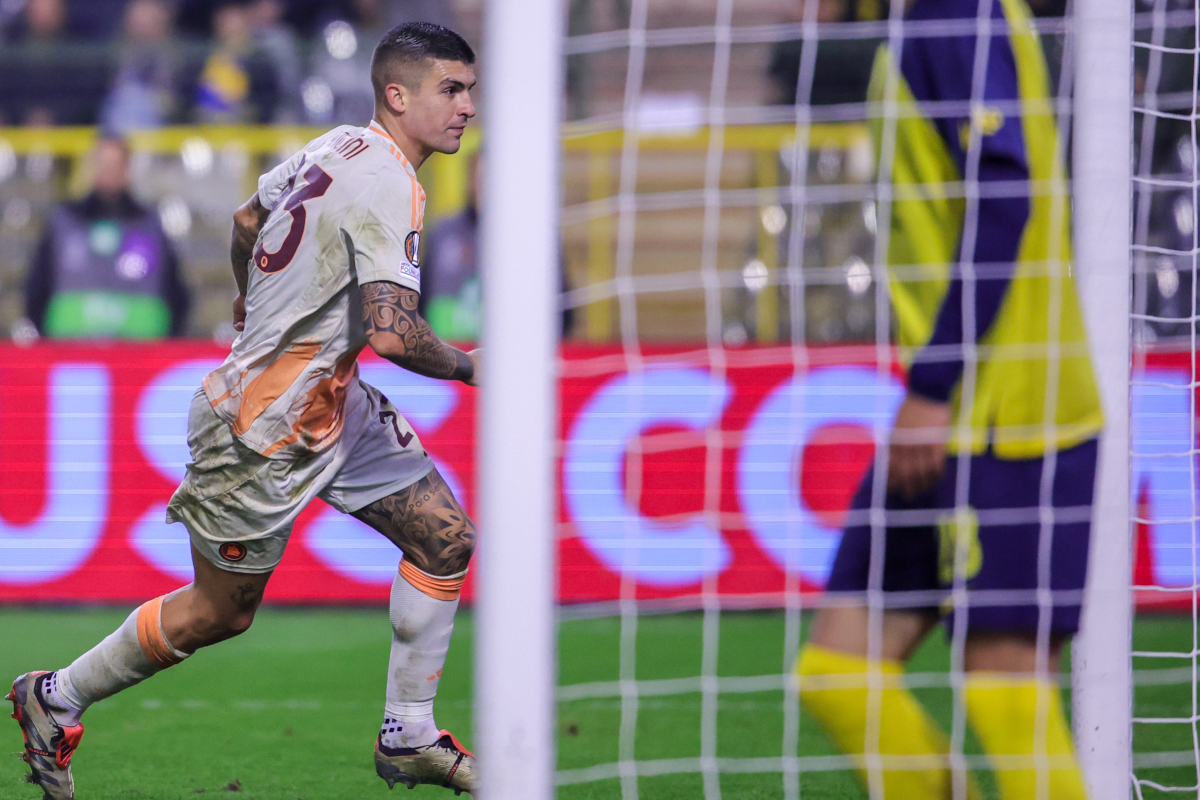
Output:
[
  {"xmin": 796, "ymin": 0, "xmax": 1101, "ymax": 798},
  {"xmin": 10, "ymin": 22, "xmax": 482, "ymax": 799}
]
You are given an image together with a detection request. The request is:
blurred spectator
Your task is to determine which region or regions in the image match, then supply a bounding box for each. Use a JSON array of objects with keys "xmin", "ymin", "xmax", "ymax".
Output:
[
  {"xmin": 3, "ymin": 0, "xmax": 128, "ymax": 40},
  {"xmin": 183, "ymin": 0, "xmax": 279, "ymax": 123},
  {"xmin": 767, "ymin": 0, "xmax": 882, "ymax": 108},
  {"xmin": 0, "ymin": 0, "xmax": 111, "ymax": 125},
  {"xmin": 423, "ymin": 153, "xmax": 574, "ymax": 340},
  {"xmin": 24, "ymin": 135, "xmax": 190, "ymax": 339},
  {"xmin": 101, "ymin": 0, "xmax": 179, "ymax": 131},
  {"xmin": 248, "ymin": 0, "xmax": 304, "ymax": 122},
  {"xmin": 327, "ymin": 0, "xmax": 458, "ymax": 31},
  {"xmin": 70, "ymin": 0, "xmax": 133, "ymax": 40},
  {"xmin": 3, "ymin": 0, "xmax": 67, "ymax": 42},
  {"xmin": 306, "ymin": 0, "xmax": 458, "ymax": 124},
  {"xmin": 423, "ymin": 153, "xmax": 482, "ymax": 341}
]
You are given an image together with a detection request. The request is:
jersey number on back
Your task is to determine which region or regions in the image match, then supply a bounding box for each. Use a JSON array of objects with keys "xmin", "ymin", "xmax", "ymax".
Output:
[{"xmin": 254, "ymin": 164, "xmax": 333, "ymax": 274}]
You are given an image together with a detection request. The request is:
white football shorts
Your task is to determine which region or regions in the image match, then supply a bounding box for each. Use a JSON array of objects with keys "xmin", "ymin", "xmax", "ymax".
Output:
[{"xmin": 166, "ymin": 379, "xmax": 433, "ymax": 574}]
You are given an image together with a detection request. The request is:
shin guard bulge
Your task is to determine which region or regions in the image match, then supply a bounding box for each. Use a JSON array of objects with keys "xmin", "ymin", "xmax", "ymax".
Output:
[
  {"xmin": 382, "ymin": 561, "xmax": 464, "ymax": 748},
  {"xmin": 798, "ymin": 644, "xmax": 981, "ymax": 800},
  {"xmin": 964, "ymin": 674, "xmax": 1088, "ymax": 800},
  {"xmin": 56, "ymin": 593, "xmax": 190, "ymax": 713}
]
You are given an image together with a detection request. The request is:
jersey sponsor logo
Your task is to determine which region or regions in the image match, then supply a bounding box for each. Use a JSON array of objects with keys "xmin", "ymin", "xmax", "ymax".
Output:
[
  {"xmin": 404, "ymin": 231, "xmax": 421, "ymax": 268},
  {"xmin": 219, "ymin": 542, "xmax": 247, "ymax": 562},
  {"xmin": 958, "ymin": 106, "xmax": 1005, "ymax": 149}
]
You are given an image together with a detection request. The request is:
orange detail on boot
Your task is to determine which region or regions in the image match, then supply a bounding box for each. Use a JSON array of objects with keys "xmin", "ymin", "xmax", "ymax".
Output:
[
  {"xmin": 439, "ymin": 729, "xmax": 475, "ymax": 758},
  {"xmin": 136, "ymin": 596, "xmax": 184, "ymax": 669},
  {"xmin": 398, "ymin": 561, "xmax": 465, "ymax": 601},
  {"xmin": 55, "ymin": 723, "xmax": 84, "ymax": 769}
]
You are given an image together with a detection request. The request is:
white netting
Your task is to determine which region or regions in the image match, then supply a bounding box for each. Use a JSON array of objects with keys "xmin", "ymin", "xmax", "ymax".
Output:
[
  {"xmin": 1131, "ymin": 0, "xmax": 1200, "ymax": 796},
  {"xmin": 548, "ymin": 0, "xmax": 1160, "ymax": 797}
]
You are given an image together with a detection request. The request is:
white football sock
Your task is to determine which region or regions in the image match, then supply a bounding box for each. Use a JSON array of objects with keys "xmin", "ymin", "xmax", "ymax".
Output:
[
  {"xmin": 56, "ymin": 592, "xmax": 190, "ymax": 717},
  {"xmin": 379, "ymin": 714, "xmax": 439, "ymax": 751},
  {"xmin": 381, "ymin": 563, "xmax": 462, "ymax": 750},
  {"xmin": 39, "ymin": 671, "xmax": 81, "ymax": 725}
]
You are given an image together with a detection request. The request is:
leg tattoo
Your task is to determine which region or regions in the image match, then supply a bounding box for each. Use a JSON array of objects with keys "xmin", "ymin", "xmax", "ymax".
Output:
[
  {"xmin": 230, "ymin": 583, "xmax": 263, "ymax": 612},
  {"xmin": 352, "ymin": 468, "xmax": 477, "ymax": 576}
]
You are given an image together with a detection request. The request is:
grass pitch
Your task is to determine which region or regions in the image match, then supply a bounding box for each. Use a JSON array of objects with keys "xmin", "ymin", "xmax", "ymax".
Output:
[{"xmin": 0, "ymin": 608, "xmax": 1192, "ymax": 799}]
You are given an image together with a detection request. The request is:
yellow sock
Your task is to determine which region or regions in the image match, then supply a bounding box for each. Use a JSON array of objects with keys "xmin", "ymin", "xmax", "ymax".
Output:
[
  {"xmin": 964, "ymin": 674, "xmax": 1089, "ymax": 800},
  {"xmin": 797, "ymin": 644, "xmax": 979, "ymax": 800}
]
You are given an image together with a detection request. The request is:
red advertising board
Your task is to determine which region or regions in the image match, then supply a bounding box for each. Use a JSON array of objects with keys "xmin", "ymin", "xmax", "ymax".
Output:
[{"xmin": 0, "ymin": 343, "xmax": 1190, "ymax": 607}]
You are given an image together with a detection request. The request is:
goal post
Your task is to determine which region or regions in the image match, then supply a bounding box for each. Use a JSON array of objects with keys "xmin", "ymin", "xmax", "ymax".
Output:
[
  {"xmin": 475, "ymin": 0, "xmax": 564, "ymax": 797},
  {"xmin": 1071, "ymin": 0, "xmax": 1135, "ymax": 794}
]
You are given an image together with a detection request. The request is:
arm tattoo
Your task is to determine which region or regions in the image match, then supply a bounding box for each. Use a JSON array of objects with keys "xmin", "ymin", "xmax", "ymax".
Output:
[
  {"xmin": 361, "ymin": 281, "xmax": 474, "ymax": 382},
  {"xmin": 230, "ymin": 195, "xmax": 266, "ymax": 296}
]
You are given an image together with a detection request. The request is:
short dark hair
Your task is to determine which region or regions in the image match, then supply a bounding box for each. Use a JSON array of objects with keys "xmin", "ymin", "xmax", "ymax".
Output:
[{"xmin": 371, "ymin": 22, "xmax": 475, "ymax": 100}]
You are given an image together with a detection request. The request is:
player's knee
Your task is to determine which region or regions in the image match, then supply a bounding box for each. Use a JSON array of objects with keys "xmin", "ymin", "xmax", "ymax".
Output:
[
  {"xmin": 224, "ymin": 609, "xmax": 257, "ymax": 637},
  {"xmin": 446, "ymin": 514, "xmax": 477, "ymax": 573},
  {"xmin": 458, "ymin": 515, "xmax": 478, "ymax": 563},
  {"xmin": 188, "ymin": 605, "xmax": 257, "ymax": 646},
  {"xmin": 211, "ymin": 610, "xmax": 256, "ymax": 642},
  {"xmin": 418, "ymin": 513, "xmax": 476, "ymax": 577}
]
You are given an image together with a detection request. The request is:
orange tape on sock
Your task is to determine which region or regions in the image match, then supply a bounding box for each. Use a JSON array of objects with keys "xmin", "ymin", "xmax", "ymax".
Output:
[
  {"xmin": 135, "ymin": 596, "xmax": 184, "ymax": 669},
  {"xmin": 399, "ymin": 561, "xmax": 465, "ymax": 601}
]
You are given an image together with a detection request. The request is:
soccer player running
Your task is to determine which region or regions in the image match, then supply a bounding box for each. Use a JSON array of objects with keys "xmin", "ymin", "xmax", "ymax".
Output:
[
  {"xmin": 796, "ymin": 0, "xmax": 1101, "ymax": 798},
  {"xmin": 10, "ymin": 23, "xmax": 483, "ymax": 799}
]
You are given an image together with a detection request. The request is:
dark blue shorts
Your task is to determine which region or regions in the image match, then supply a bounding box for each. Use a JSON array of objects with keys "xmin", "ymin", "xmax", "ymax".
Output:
[{"xmin": 825, "ymin": 438, "xmax": 1098, "ymax": 636}]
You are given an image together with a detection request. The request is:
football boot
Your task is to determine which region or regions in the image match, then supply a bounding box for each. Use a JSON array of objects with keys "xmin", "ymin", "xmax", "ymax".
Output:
[
  {"xmin": 375, "ymin": 729, "xmax": 478, "ymax": 796},
  {"xmin": 7, "ymin": 672, "xmax": 83, "ymax": 800}
]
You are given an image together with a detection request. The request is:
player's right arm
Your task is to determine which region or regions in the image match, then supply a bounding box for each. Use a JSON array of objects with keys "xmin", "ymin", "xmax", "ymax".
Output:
[
  {"xmin": 229, "ymin": 194, "xmax": 269, "ymax": 331},
  {"xmin": 361, "ymin": 280, "xmax": 477, "ymax": 385}
]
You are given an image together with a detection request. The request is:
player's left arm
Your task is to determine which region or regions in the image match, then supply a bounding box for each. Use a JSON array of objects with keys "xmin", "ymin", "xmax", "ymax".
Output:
[
  {"xmin": 229, "ymin": 193, "xmax": 269, "ymax": 331},
  {"xmin": 361, "ymin": 280, "xmax": 478, "ymax": 385}
]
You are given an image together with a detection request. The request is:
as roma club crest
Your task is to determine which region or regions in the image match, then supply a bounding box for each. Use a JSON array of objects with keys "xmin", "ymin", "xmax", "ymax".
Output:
[
  {"xmin": 405, "ymin": 231, "xmax": 421, "ymax": 268},
  {"xmin": 219, "ymin": 542, "xmax": 247, "ymax": 562}
]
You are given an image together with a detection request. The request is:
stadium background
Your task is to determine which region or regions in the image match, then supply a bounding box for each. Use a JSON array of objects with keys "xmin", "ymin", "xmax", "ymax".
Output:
[{"xmin": 0, "ymin": 0, "xmax": 1192, "ymax": 797}]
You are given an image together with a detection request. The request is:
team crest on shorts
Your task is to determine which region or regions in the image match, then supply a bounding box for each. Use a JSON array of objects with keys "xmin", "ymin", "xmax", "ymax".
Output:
[
  {"xmin": 219, "ymin": 542, "xmax": 247, "ymax": 562},
  {"xmin": 404, "ymin": 231, "xmax": 421, "ymax": 268}
]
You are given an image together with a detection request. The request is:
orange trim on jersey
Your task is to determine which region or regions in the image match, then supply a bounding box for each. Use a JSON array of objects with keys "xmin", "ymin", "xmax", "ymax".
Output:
[
  {"xmin": 136, "ymin": 596, "xmax": 184, "ymax": 670},
  {"xmin": 231, "ymin": 341, "xmax": 321, "ymax": 436},
  {"xmin": 206, "ymin": 381, "xmax": 234, "ymax": 407},
  {"xmin": 292, "ymin": 346, "xmax": 362, "ymax": 449},
  {"xmin": 368, "ymin": 120, "xmax": 393, "ymax": 142},
  {"xmin": 261, "ymin": 433, "xmax": 299, "ymax": 457},
  {"xmin": 368, "ymin": 121, "xmax": 413, "ymax": 168},
  {"xmin": 365, "ymin": 122, "xmax": 423, "ymax": 230},
  {"xmin": 399, "ymin": 560, "xmax": 465, "ymax": 601},
  {"xmin": 409, "ymin": 171, "xmax": 422, "ymax": 229}
]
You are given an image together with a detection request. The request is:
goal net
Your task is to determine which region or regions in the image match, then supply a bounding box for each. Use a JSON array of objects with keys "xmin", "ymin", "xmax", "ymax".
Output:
[
  {"xmin": 478, "ymin": 0, "xmax": 1161, "ymax": 796},
  {"xmin": 1129, "ymin": 0, "xmax": 1200, "ymax": 796}
]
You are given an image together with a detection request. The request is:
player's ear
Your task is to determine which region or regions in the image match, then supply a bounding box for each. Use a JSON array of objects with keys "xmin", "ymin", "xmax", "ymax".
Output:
[{"xmin": 383, "ymin": 82, "xmax": 408, "ymax": 114}]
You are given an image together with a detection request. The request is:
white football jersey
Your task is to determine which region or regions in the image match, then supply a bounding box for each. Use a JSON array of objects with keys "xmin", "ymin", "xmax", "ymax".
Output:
[{"xmin": 203, "ymin": 121, "xmax": 426, "ymax": 458}]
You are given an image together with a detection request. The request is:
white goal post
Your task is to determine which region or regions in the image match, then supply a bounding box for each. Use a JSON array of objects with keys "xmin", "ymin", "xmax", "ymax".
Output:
[
  {"xmin": 475, "ymin": 0, "xmax": 564, "ymax": 798},
  {"xmin": 1071, "ymin": 0, "xmax": 1135, "ymax": 795}
]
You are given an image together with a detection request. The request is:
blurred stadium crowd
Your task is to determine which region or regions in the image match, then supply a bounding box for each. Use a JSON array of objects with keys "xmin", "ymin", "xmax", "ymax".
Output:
[
  {"xmin": 0, "ymin": 0, "xmax": 461, "ymax": 128},
  {"xmin": 0, "ymin": 0, "xmax": 1189, "ymax": 345}
]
